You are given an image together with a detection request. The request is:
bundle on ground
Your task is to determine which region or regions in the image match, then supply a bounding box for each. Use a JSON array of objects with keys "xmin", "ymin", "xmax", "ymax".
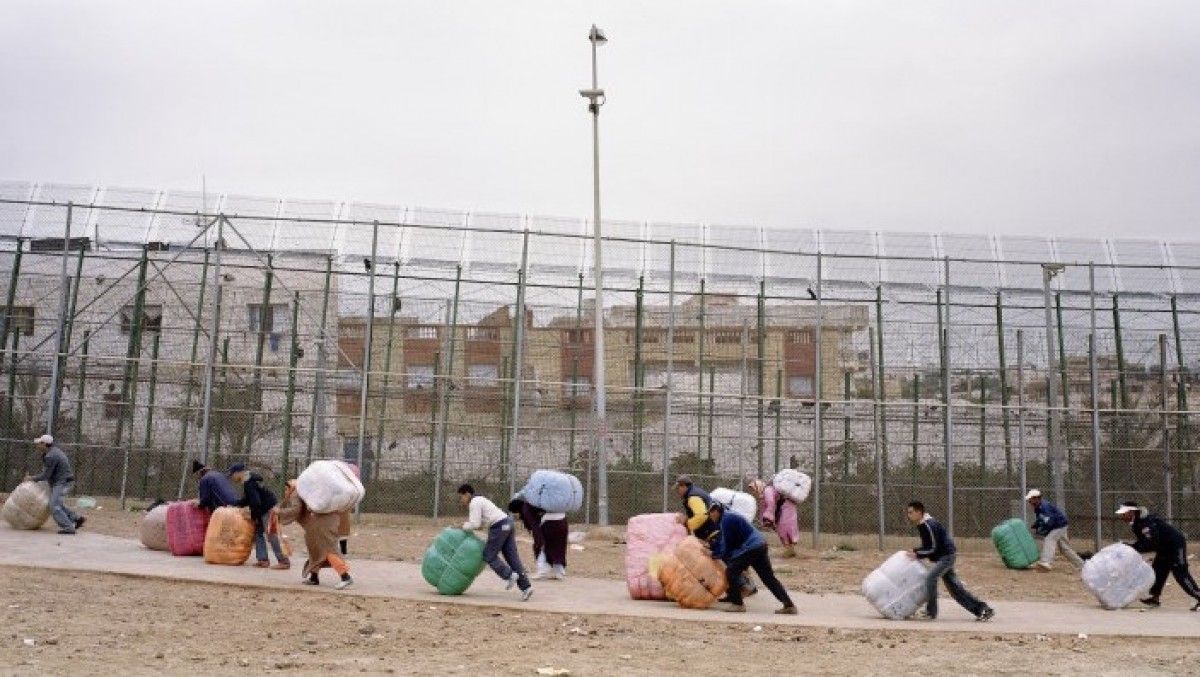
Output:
[
  {"xmin": 1082, "ymin": 543, "xmax": 1156, "ymax": 609},
  {"xmin": 421, "ymin": 528, "xmax": 487, "ymax": 595},
  {"xmin": 861, "ymin": 551, "xmax": 930, "ymax": 619},
  {"xmin": 991, "ymin": 518, "xmax": 1040, "ymax": 569},
  {"xmin": 166, "ymin": 501, "xmax": 210, "ymax": 556},
  {"xmin": 625, "ymin": 512, "xmax": 688, "ymax": 600},
  {"xmin": 203, "ymin": 507, "xmax": 255, "ymax": 565},
  {"xmin": 1, "ymin": 481, "xmax": 51, "ymax": 530},
  {"xmin": 658, "ymin": 536, "xmax": 728, "ymax": 609},
  {"xmin": 139, "ymin": 503, "xmax": 170, "ymax": 551}
]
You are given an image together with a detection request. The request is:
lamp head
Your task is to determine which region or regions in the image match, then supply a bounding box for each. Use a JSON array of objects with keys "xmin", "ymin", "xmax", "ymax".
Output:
[
  {"xmin": 589, "ymin": 25, "xmax": 607, "ymax": 45},
  {"xmin": 1042, "ymin": 263, "xmax": 1066, "ymax": 279}
]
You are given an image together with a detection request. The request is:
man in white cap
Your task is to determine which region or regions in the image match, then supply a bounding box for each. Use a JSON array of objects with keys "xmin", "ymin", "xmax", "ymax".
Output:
[
  {"xmin": 1025, "ymin": 489, "xmax": 1083, "ymax": 571},
  {"xmin": 1117, "ymin": 500, "xmax": 1200, "ymax": 610},
  {"xmin": 25, "ymin": 434, "xmax": 84, "ymax": 535}
]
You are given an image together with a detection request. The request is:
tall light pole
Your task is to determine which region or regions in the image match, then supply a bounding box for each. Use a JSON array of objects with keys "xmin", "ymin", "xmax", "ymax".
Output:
[
  {"xmin": 1042, "ymin": 262, "xmax": 1066, "ymax": 508},
  {"xmin": 580, "ymin": 24, "xmax": 609, "ymax": 524}
]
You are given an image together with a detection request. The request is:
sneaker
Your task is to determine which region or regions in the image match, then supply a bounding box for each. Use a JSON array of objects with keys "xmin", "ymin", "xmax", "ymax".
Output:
[
  {"xmin": 1191, "ymin": 600, "xmax": 1200, "ymax": 612},
  {"xmin": 976, "ymin": 607, "xmax": 995, "ymax": 622},
  {"xmin": 775, "ymin": 605, "xmax": 798, "ymax": 615},
  {"xmin": 505, "ymin": 572, "xmax": 519, "ymax": 590},
  {"xmin": 552, "ymin": 566, "xmax": 566, "ymax": 580},
  {"xmin": 521, "ymin": 587, "xmax": 534, "ymax": 602},
  {"xmin": 719, "ymin": 603, "xmax": 746, "ymax": 613},
  {"xmin": 255, "ymin": 561, "xmax": 270, "ymax": 568},
  {"xmin": 302, "ymin": 578, "xmax": 319, "ymax": 586},
  {"xmin": 912, "ymin": 609, "xmax": 935, "ymax": 621},
  {"xmin": 335, "ymin": 576, "xmax": 353, "ymax": 590},
  {"xmin": 1033, "ymin": 562, "xmax": 1052, "ymax": 572},
  {"xmin": 271, "ymin": 562, "xmax": 291, "ymax": 570},
  {"xmin": 1140, "ymin": 596, "xmax": 1161, "ymax": 608},
  {"xmin": 74, "ymin": 516, "xmax": 86, "ymax": 529},
  {"xmin": 56, "ymin": 529, "xmax": 76, "ymax": 535}
]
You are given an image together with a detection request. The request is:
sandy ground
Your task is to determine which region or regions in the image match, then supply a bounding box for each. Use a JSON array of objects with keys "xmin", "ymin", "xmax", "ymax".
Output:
[
  {"xmin": 75, "ymin": 496, "xmax": 1126, "ymax": 607},
  {"xmin": 3, "ymin": 565, "xmax": 1200, "ymax": 676}
]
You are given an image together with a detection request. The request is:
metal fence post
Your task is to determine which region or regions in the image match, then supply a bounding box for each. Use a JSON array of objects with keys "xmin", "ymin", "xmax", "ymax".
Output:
[
  {"xmin": 662, "ymin": 241, "xmax": 676, "ymax": 511},
  {"xmin": 245, "ymin": 254, "xmax": 274, "ymax": 458},
  {"xmin": 1161, "ymin": 333, "xmax": 1172, "ymax": 521},
  {"xmin": 436, "ymin": 265, "xmax": 462, "ymax": 493},
  {"xmin": 198, "ymin": 216, "xmax": 228, "ymax": 465},
  {"xmin": 506, "ymin": 230, "xmax": 531, "ymax": 496},
  {"xmin": 46, "ymin": 203, "xmax": 73, "ymax": 435},
  {"xmin": 870, "ymin": 325, "xmax": 884, "ymax": 549},
  {"xmin": 280, "ymin": 291, "xmax": 301, "ymax": 482},
  {"xmin": 373, "ymin": 263, "xmax": 402, "ymax": 478},
  {"xmin": 354, "ymin": 220, "xmax": 380, "ymax": 510},
  {"xmin": 943, "ymin": 256, "xmax": 954, "ymax": 534},
  {"xmin": 1088, "ymin": 262, "xmax": 1102, "ymax": 550},
  {"xmin": 1017, "ymin": 329, "xmax": 1028, "ymax": 524},
  {"xmin": 305, "ymin": 255, "xmax": 333, "ymax": 464},
  {"xmin": 812, "ymin": 252, "xmax": 823, "ymax": 548}
]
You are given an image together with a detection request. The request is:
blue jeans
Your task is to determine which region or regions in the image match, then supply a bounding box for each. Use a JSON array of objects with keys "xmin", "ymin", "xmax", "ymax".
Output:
[
  {"xmin": 49, "ymin": 482, "xmax": 79, "ymax": 532},
  {"xmin": 924, "ymin": 554, "xmax": 987, "ymax": 618},
  {"xmin": 252, "ymin": 513, "xmax": 288, "ymax": 564},
  {"xmin": 483, "ymin": 518, "xmax": 530, "ymax": 591}
]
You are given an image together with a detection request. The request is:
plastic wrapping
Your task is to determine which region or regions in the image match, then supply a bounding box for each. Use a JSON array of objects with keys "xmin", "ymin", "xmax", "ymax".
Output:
[
  {"xmin": 1, "ymin": 481, "xmax": 51, "ymax": 530},
  {"xmin": 771, "ymin": 469, "xmax": 812, "ymax": 504},
  {"xmin": 861, "ymin": 551, "xmax": 931, "ymax": 619},
  {"xmin": 625, "ymin": 513, "xmax": 688, "ymax": 600},
  {"xmin": 1082, "ymin": 543, "xmax": 1156, "ymax": 610},
  {"xmin": 709, "ymin": 488, "xmax": 758, "ymax": 524},
  {"xmin": 296, "ymin": 460, "xmax": 365, "ymax": 513},
  {"xmin": 422, "ymin": 528, "xmax": 487, "ymax": 595},
  {"xmin": 519, "ymin": 470, "xmax": 584, "ymax": 513}
]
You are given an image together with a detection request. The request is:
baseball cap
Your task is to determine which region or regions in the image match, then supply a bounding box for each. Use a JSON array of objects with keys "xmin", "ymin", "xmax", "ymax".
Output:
[
  {"xmin": 1024, "ymin": 489, "xmax": 1042, "ymax": 501},
  {"xmin": 1115, "ymin": 501, "xmax": 1141, "ymax": 515},
  {"xmin": 33, "ymin": 434, "xmax": 53, "ymax": 445}
]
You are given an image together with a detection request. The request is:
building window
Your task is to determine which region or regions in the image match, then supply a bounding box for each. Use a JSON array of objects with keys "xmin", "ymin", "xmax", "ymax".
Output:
[
  {"xmin": 467, "ymin": 327, "xmax": 499, "ymax": 341},
  {"xmin": 103, "ymin": 387, "xmax": 124, "ymax": 420},
  {"xmin": 789, "ymin": 375, "xmax": 815, "ymax": 397},
  {"xmin": 713, "ymin": 330, "xmax": 741, "ymax": 344},
  {"xmin": 406, "ymin": 326, "xmax": 438, "ymax": 340},
  {"xmin": 566, "ymin": 375, "xmax": 592, "ymax": 397},
  {"xmin": 786, "ymin": 330, "xmax": 813, "ymax": 345},
  {"xmin": 673, "ymin": 332, "xmax": 695, "ymax": 344},
  {"xmin": 467, "ymin": 363, "xmax": 500, "ymax": 387},
  {"xmin": 406, "ymin": 365, "xmax": 436, "ymax": 389},
  {"xmin": 642, "ymin": 330, "xmax": 662, "ymax": 344},
  {"xmin": 6, "ymin": 306, "xmax": 34, "ymax": 337},
  {"xmin": 120, "ymin": 304, "xmax": 163, "ymax": 334},
  {"xmin": 248, "ymin": 303, "xmax": 288, "ymax": 333},
  {"xmin": 566, "ymin": 329, "xmax": 592, "ymax": 344}
]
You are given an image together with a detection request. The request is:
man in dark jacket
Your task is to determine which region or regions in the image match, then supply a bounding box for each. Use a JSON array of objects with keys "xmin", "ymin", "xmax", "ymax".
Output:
[
  {"xmin": 905, "ymin": 501, "xmax": 994, "ymax": 621},
  {"xmin": 1117, "ymin": 501, "xmax": 1200, "ymax": 610},
  {"xmin": 25, "ymin": 434, "xmax": 84, "ymax": 535},
  {"xmin": 706, "ymin": 503, "xmax": 797, "ymax": 615},
  {"xmin": 674, "ymin": 475, "xmax": 715, "ymax": 541},
  {"xmin": 229, "ymin": 463, "xmax": 289, "ymax": 569},
  {"xmin": 191, "ymin": 460, "xmax": 238, "ymax": 511},
  {"xmin": 1026, "ymin": 489, "xmax": 1084, "ymax": 571}
]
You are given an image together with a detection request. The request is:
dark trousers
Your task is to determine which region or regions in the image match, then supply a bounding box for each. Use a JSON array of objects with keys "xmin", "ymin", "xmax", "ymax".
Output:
[
  {"xmin": 483, "ymin": 518, "xmax": 531, "ymax": 591},
  {"xmin": 724, "ymin": 545, "xmax": 793, "ymax": 607},
  {"xmin": 540, "ymin": 518, "xmax": 568, "ymax": 567},
  {"xmin": 1150, "ymin": 545, "xmax": 1200, "ymax": 600},
  {"xmin": 924, "ymin": 554, "xmax": 987, "ymax": 618}
]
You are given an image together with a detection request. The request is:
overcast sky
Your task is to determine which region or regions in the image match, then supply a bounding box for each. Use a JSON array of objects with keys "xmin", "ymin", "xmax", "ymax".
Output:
[{"xmin": 1, "ymin": 1, "xmax": 1197, "ymax": 240}]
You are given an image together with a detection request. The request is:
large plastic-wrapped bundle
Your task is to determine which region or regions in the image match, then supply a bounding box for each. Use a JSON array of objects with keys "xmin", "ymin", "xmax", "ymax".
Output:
[
  {"xmin": 625, "ymin": 513, "xmax": 688, "ymax": 600},
  {"xmin": 991, "ymin": 518, "xmax": 1040, "ymax": 569},
  {"xmin": 296, "ymin": 460, "xmax": 365, "ymax": 513},
  {"xmin": 519, "ymin": 470, "xmax": 583, "ymax": 513},
  {"xmin": 861, "ymin": 551, "xmax": 931, "ymax": 619},
  {"xmin": 422, "ymin": 528, "xmax": 487, "ymax": 595},
  {"xmin": 658, "ymin": 536, "xmax": 729, "ymax": 609},
  {"xmin": 203, "ymin": 507, "xmax": 255, "ymax": 565},
  {"xmin": 139, "ymin": 504, "xmax": 170, "ymax": 551},
  {"xmin": 1, "ymin": 481, "xmax": 51, "ymax": 530},
  {"xmin": 1082, "ymin": 543, "xmax": 1156, "ymax": 610},
  {"xmin": 771, "ymin": 469, "xmax": 812, "ymax": 504},
  {"xmin": 709, "ymin": 487, "xmax": 757, "ymax": 524},
  {"xmin": 166, "ymin": 501, "xmax": 210, "ymax": 556}
]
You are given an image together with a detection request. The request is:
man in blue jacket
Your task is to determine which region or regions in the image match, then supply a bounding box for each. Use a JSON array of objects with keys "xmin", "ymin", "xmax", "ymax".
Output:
[
  {"xmin": 1117, "ymin": 501, "xmax": 1200, "ymax": 610},
  {"xmin": 191, "ymin": 460, "xmax": 238, "ymax": 511},
  {"xmin": 1025, "ymin": 489, "xmax": 1084, "ymax": 571},
  {"xmin": 905, "ymin": 500, "xmax": 994, "ymax": 621},
  {"xmin": 706, "ymin": 503, "xmax": 797, "ymax": 615}
]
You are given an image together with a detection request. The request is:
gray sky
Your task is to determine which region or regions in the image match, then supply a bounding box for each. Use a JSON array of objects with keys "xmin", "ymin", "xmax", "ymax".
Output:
[{"xmin": 1, "ymin": 1, "xmax": 1197, "ymax": 239}]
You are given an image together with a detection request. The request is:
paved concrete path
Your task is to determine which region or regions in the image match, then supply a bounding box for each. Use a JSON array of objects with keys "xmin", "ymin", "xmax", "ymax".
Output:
[{"xmin": 1, "ymin": 527, "xmax": 1196, "ymax": 638}]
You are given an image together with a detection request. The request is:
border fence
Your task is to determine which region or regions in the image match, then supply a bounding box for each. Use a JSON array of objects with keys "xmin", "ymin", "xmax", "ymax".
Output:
[{"xmin": 2, "ymin": 180, "xmax": 1199, "ymax": 549}]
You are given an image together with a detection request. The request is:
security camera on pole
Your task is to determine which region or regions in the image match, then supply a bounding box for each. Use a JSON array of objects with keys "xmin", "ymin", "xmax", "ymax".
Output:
[{"xmin": 579, "ymin": 24, "xmax": 609, "ymax": 525}]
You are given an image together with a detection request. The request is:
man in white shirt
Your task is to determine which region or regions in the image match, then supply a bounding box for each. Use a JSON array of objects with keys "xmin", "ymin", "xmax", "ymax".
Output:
[{"xmin": 459, "ymin": 484, "xmax": 533, "ymax": 600}]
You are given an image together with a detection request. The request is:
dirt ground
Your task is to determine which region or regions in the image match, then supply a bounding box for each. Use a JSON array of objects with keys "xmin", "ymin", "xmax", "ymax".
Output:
[
  {"xmin": 2, "ymin": 565, "xmax": 1199, "ymax": 676},
  {"xmin": 74, "ymin": 496, "xmax": 1126, "ymax": 607}
]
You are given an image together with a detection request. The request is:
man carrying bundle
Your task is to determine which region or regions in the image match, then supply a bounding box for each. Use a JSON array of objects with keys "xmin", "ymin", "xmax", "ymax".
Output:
[
  {"xmin": 275, "ymin": 480, "xmax": 353, "ymax": 590},
  {"xmin": 1025, "ymin": 489, "xmax": 1084, "ymax": 571},
  {"xmin": 1116, "ymin": 500, "xmax": 1200, "ymax": 610},
  {"xmin": 706, "ymin": 503, "xmax": 797, "ymax": 615},
  {"xmin": 25, "ymin": 435, "xmax": 83, "ymax": 535}
]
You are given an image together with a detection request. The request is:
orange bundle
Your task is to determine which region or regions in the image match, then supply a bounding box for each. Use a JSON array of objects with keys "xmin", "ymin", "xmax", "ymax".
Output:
[
  {"xmin": 658, "ymin": 536, "xmax": 728, "ymax": 609},
  {"xmin": 203, "ymin": 507, "xmax": 255, "ymax": 565}
]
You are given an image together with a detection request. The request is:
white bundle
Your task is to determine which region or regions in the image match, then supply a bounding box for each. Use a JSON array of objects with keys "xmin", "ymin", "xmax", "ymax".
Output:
[
  {"xmin": 1082, "ymin": 543, "xmax": 1156, "ymax": 610},
  {"xmin": 1, "ymin": 481, "xmax": 51, "ymax": 530},
  {"xmin": 296, "ymin": 460, "xmax": 365, "ymax": 513},
  {"xmin": 771, "ymin": 469, "xmax": 812, "ymax": 503},
  {"xmin": 861, "ymin": 551, "xmax": 930, "ymax": 619},
  {"xmin": 709, "ymin": 487, "xmax": 758, "ymax": 524}
]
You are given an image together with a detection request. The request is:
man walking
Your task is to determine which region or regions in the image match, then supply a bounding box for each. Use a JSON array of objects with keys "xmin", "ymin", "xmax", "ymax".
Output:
[
  {"xmin": 707, "ymin": 503, "xmax": 797, "ymax": 615},
  {"xmin": 1117, "ymin": 501, "xmax": 1200, "ymax": 610},
  {"xmin": 905, "ymin": 501, "xmax": 994, "ymax": 621},
  {"xmin": 1025, "ymin": 489, "xmax": 1084, "ymax": 571},
  {"xmin": 25, "ymin": 435, "xmax": 83, "ymax": 535}
]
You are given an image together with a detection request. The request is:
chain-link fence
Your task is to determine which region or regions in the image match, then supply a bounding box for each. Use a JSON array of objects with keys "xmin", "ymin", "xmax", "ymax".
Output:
[{"xmin": 2, "ymin": 181, "xmax": 1199, "ymax": 549}]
